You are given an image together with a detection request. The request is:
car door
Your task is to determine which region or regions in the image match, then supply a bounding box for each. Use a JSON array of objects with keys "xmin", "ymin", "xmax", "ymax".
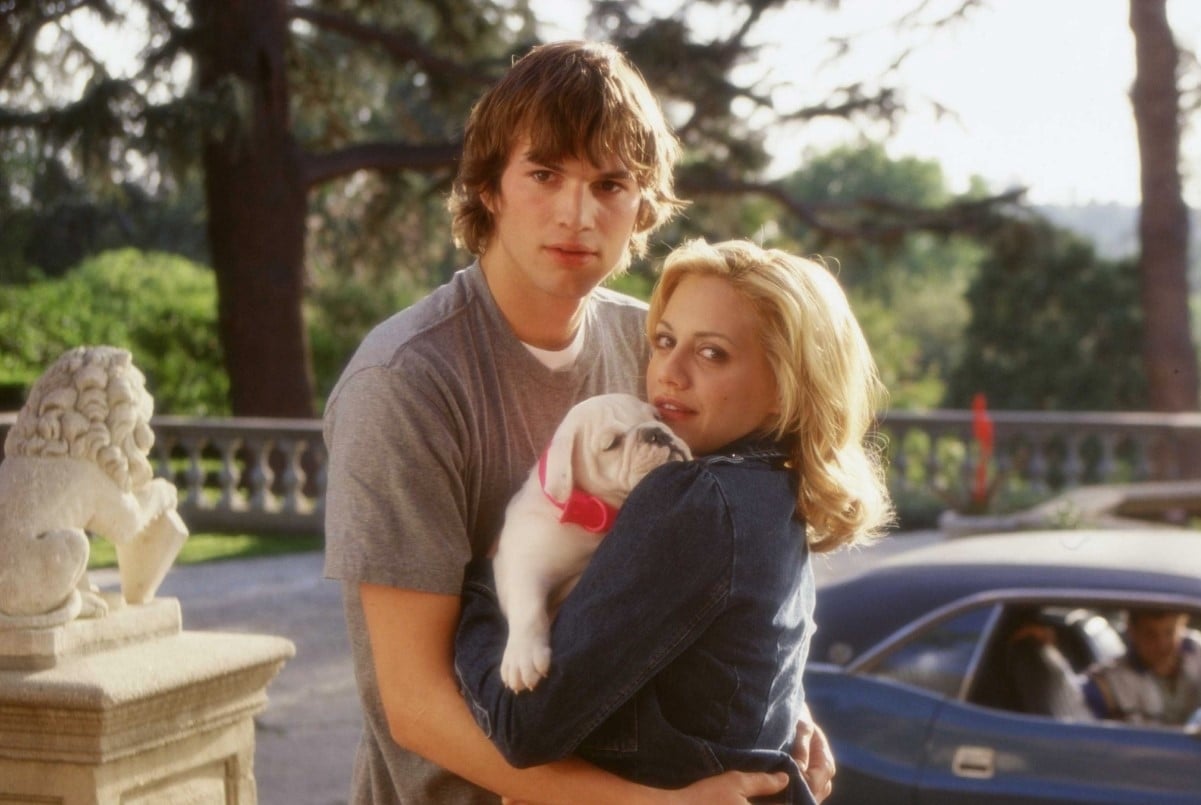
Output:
[
  {"xmin": 806, "ymin": 667, "xmax": 945, "ymax": 804},
  {"xmin": 918, "ymin": 703, "xmax": 1201, "ymax": 805},
  {"xmin": 807, "ymin": 605, "xmax": 998, "ymax": 804}
]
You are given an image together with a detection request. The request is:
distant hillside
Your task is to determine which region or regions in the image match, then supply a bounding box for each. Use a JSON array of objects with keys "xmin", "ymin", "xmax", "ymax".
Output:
[
  {"xmin": 1037, "ymin": 203, "xmax": 1138, "ymax": 259},
  {"xmin": 1037, "ymin": 203, "xmax": 1201, "ymax": 264}
]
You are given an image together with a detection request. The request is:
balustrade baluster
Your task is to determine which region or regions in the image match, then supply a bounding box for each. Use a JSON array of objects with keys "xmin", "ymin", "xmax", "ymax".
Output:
[
  {"xmin": 246, "ymin": 440, "xmax": 272, "ymax": 512},
  {"xmin": 183, "ymin": 437, "xmax": 204, "ymax": 505},
  {"xmin": 1096, "ymin": 433, "xmax": 1118, "ymax": 483},
  {"xmin": 1027, "ymin": 438, "xmax": 1049, "ymax": 493},
  {"xmin": 1063, "ymin": 434, "xmax": 1084, "ymax": 487},
  {"xmin": 279, "ymin": 439, "xmax": 302, "ymax": 514},
  {"xmin": 217, "ymin": 439, "xmax": 239, "ymax": 510},
  {"xmin": 886, "ymin": 426, "xmax": 910, "ymax": 492},
  {"xmin": 1132, "ymin": 435, "xmax": 1154, "ymax": 481}
]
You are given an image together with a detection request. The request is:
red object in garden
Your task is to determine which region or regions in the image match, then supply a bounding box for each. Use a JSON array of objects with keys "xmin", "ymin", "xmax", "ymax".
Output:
[{"xmin": 971, "ymin": 393, "xmax": 994, "ymax": 505}]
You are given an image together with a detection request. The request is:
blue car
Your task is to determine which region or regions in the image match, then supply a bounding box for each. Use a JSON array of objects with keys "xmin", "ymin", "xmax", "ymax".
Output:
[{"xmin": 805, "ymin": 529, "xmax": 1201, "ymax": 805}]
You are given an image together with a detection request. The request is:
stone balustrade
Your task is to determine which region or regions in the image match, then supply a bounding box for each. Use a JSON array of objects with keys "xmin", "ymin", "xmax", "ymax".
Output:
[{"xmin": 4, "ymin": 408, "xmax": 1201, "ymax": 534}]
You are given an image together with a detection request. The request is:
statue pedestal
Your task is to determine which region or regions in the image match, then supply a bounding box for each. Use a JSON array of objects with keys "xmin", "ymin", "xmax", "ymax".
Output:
[{"xmin": 0, "ymin": 598, "xmax": 294, "ymax": 804}]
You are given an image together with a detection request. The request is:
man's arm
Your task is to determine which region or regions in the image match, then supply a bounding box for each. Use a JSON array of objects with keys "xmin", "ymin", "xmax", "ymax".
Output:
[{"xmin": 361, "ymin": 583, "xmax": 788, "ymax": 805}]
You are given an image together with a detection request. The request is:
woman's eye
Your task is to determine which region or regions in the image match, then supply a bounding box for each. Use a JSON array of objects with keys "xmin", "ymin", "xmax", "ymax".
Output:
[
  {"xmin": 653, "ymin": 333, "xmax": 674, "ymax": 350},
  {"xmin": 700, "ymin": 346, "xmax": 727, "ymax": 362}
]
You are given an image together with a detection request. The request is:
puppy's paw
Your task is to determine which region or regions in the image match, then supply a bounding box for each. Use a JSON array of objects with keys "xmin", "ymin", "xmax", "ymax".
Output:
[{"xmin": 500, "ymin": 636, "xmax": 551, "ymax": 693}]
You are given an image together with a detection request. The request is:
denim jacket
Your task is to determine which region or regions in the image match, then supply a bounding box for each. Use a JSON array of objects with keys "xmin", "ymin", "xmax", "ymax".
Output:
[{"xmin": 455, "ymin": 439, "xmax": 816, "ymax": 803}]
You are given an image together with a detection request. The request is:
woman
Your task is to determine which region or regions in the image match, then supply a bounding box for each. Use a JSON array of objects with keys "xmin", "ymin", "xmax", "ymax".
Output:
[{"xmin": 455, "ymin": 239, "xmax": 893, "ymax": 803}]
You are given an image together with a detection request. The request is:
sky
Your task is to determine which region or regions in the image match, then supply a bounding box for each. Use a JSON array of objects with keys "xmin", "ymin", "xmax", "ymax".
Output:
[{"xmin": 528, "ymin": 0, "xmax": 1201, "ymax": 208}]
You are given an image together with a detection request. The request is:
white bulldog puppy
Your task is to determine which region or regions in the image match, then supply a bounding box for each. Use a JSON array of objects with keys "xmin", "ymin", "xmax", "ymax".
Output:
[{"xmin": 492, "ymin": 393, "xmax": 690, "ymax": 692}]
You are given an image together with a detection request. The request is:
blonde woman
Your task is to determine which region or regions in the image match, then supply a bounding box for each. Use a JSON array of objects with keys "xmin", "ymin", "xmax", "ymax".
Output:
[{"xmin": 457, "ymin": 239, "xmax": 892, "ymax": 803}]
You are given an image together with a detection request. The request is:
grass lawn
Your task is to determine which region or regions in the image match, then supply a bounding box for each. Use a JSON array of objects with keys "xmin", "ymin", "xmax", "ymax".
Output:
[{"xmin": 87, "ymin": 532, "xmax": 324, "ymax": 569}]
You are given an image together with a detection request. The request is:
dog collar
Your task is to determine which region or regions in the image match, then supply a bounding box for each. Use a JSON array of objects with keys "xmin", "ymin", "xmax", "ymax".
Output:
[{"xmin": 537, "ymin": 451, "xmax": 619, "ymax": 534}]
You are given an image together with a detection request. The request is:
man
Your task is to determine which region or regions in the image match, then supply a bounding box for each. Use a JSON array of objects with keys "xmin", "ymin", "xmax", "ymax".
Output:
[
  {"xmin": 324, "ymin": 40, "xmax": 834, "ymax": 803},
  {"xmin": 1085, "ymin": 607, "xmax": 1201, "ymax": 726}
]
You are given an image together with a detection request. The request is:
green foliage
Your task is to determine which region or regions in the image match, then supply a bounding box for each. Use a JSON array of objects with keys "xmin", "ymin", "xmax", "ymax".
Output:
[
  {"xmin": 854, "ymin": 293, "xmax": 951, "ymax": 410},
  {"xmin": 787, "ymin": 141, "xmax": 951, "ymax": 208},
  {"xmin": 307, "ymin": 272, "xmax": 426, "ymax": 403},
  {"xmin": 0, "ymin": 249, "xmax": 229, "ymax": 414},
  {"xmin": 778, "ymin": 143, "xmax": 973, "ymax": 295},
  {"xmin": 773, "ymin": 143, "xmax": 986, "ymax": 408},
  {"xmin": 605, "ymin": 268, "xmax": 655, "ymax": 302},
  {"xmin": 945, "ymin": 218, "xmax": 1147, "ymax": 410}
]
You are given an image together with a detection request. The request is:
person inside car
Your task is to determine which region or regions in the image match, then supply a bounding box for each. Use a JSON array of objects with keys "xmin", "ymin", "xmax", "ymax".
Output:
[
  {"xmin": 1084, "ymin": 607, "xmax": 1201, "ymax": 726},
  {"xmin": 998, "ymin": 607, "xmax": 1093, "ymax": 721}
]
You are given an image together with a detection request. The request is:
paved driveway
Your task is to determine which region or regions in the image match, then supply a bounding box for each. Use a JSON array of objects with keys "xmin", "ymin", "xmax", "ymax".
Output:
[{"xmin": 92, "ymin": 530, "xmax": 940, "ymax": 804}]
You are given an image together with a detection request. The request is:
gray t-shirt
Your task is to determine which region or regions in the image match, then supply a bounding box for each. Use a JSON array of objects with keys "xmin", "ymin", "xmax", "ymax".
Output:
[{"xmin": 323, "ymin": 262, "xmax": 648, "ymax": 804}]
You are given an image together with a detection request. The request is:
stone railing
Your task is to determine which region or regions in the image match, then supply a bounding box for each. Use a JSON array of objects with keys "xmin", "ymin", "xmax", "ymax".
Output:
[
  {"xmin": 883, "ymin": 409, "xmax": 1201, "ymax": 521},
  {"xmin": 0, "ymin": 413, "xmax": 326, "ymax": 536},
  {"xmin": 4, "ymin": 409, "xmax": 1201, "ymax": 534}
]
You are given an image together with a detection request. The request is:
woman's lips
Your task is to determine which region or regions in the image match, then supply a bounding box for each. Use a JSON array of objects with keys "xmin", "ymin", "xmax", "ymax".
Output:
[{"xmin": 653, "ymin": 397, "xmax": 694, "ymax": 423}]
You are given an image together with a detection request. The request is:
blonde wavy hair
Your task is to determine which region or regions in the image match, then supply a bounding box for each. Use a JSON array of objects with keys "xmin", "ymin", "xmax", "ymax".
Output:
[
  {"xmin": 646, "ymin": 239, "xmax": 894, "ymax": 552},
  {"xmin": 450, "ymin": 40, "xmax": 685, "ymax": 266},
  {"xmin": 4, "ymin": 346, "xmax": 156, "ymax": 492}
]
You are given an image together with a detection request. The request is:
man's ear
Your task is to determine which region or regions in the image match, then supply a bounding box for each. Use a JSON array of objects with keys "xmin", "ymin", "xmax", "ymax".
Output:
[
  {"xmin": 480, "ymin": 186, "xmax": 499, "ymax": 216},
  {"xmin": 634, "ymin": 196, "xmax": 654, "ymax": 232}
]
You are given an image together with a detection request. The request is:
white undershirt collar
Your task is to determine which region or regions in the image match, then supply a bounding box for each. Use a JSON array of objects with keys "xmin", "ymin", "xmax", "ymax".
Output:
[{"xmin": 524, "ymin": 319, "xmax": 587, "ymax": 371}]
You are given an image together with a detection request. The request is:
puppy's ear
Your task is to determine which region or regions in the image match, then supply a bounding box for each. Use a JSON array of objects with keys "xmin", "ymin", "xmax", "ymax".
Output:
[{"xmin": 542, "ymin": 414, "xmax": 578, "ymax": 504}]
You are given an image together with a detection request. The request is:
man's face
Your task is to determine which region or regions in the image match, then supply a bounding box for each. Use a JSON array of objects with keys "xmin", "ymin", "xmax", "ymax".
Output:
[
  {"xmin": 1129, "ymin": 612, "xmax": 1188, "ymax": 677},
  {"xmin": 480, "ymin": 137, "xmax": 642, "ymax": 307}
]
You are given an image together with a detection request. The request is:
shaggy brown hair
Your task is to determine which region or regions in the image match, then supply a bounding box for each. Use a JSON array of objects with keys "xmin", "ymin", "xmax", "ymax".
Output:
[{"xmin": 449, "ymin": 41, "xmax": 684, "ymax": 264}]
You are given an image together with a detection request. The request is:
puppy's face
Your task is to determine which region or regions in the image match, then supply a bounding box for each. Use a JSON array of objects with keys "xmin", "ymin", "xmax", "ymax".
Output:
[{"xmin": 543, "ymin": 393, "xmax": 691, "ymax": 508}]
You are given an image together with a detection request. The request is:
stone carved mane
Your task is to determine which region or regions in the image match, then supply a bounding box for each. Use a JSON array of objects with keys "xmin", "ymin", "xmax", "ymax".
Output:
[
  {"xmin": 0, "ymin": 346, "xmax": 188, "ymax": 630},
  {"xmin": 5, "ymin": 346, "xmax": 156, "ymax": 490}
]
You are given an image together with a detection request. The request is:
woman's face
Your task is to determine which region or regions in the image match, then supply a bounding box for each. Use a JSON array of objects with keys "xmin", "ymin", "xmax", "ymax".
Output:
[{"xmin": 647, "ymin": 273, "xmax": 780, "ymax": 455}]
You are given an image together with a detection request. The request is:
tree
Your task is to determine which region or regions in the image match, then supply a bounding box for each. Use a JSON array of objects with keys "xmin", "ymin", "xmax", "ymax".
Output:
[
  {"xmin": 1, "ymin": 0, "xmax": 1013, "ymax": 416},
  {"xmin": 1129, "ymin": 0, "xmax": 1197, "ymax": 414},
  {"xmin": 1, "ymin": 0, "xmax": 527, "ymax": 416},
  {"xmin": 772, "ymin": 143, "xmax": 990, "ymax": 408},
  {"xmin": 946, "ymin": 217, "xmax": 1146, "ymax": 411}
]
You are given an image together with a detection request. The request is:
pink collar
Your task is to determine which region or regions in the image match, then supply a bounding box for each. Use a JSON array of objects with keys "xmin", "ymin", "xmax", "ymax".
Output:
[{"xmin": 538, "ymin": 451, "xmax": 619, "ymax": 534}]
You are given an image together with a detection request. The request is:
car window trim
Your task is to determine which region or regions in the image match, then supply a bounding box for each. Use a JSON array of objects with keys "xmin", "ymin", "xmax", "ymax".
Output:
[{"xmin": 848, "ymin": 587, "xmax": 1201, "ymax": 703}]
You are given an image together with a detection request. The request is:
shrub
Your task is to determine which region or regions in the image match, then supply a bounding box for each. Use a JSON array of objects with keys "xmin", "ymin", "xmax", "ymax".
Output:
[{"xmin": 0, "ymin": 248, "xmax": 229, "ymax": 414}]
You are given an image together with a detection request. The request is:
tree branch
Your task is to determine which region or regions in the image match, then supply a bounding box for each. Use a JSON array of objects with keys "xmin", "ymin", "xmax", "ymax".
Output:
[
  {"xmin": 678, "ymin": 172, "xmax": 1024, "ymax": 241},
  {"xmin": 301, "ymin": 141, "xmax": 460, "ymax": 189},
  {"xmin": 287, "ymin": 6, "xmax": 492, "ymax": 87},
  {"xmin": 0, "ymin": 0, "xmax": 97, "ymax": 87}
]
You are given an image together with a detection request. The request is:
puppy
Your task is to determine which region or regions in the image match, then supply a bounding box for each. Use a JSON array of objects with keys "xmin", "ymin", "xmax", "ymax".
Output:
[{"xmin": 492, "ymin": 393, "xmax": 690, "ymax": 692}]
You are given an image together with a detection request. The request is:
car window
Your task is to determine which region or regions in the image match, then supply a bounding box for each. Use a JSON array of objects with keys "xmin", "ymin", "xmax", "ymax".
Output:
[{"xmin": 866, "ymin": 607, "xmax": 994, "ymax": 698}]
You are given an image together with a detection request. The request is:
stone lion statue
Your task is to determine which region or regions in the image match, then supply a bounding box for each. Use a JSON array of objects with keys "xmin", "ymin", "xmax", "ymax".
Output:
[{"xmin": 0, "ymin": 346, "xmax": 188, "ymax": 630}]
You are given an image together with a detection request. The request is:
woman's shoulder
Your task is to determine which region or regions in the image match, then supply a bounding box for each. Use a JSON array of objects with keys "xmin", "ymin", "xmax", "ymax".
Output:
[
  {"xmin": 628, "ymin": 446, "xmax": 788, "ymax": 510},
  {"xmin": 632, "ymin": 458, "xmax": 719, "ymax": 499}
]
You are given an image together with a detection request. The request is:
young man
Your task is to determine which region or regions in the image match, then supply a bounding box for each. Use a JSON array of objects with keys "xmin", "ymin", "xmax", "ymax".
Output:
[
  {"xmin": 1085, "ymin": 608, "xmax": 1201, "ymax": 726},
  {"xmin": 324, "ymin": 41, "xmax": 834, "ymax": 803}
]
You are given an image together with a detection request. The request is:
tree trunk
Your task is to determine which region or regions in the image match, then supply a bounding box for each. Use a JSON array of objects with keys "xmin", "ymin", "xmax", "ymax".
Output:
[
  {"xmin": 194, "ymin": 0, "xmax": 315, "ymax": 417},
  {"xmin": 1130, "ymin": 0, "xmax": 1197, "ymax": 414},
  {"xmin": 1130, "ymin": 0, "xmax": 1201, "ymax": 480}
]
